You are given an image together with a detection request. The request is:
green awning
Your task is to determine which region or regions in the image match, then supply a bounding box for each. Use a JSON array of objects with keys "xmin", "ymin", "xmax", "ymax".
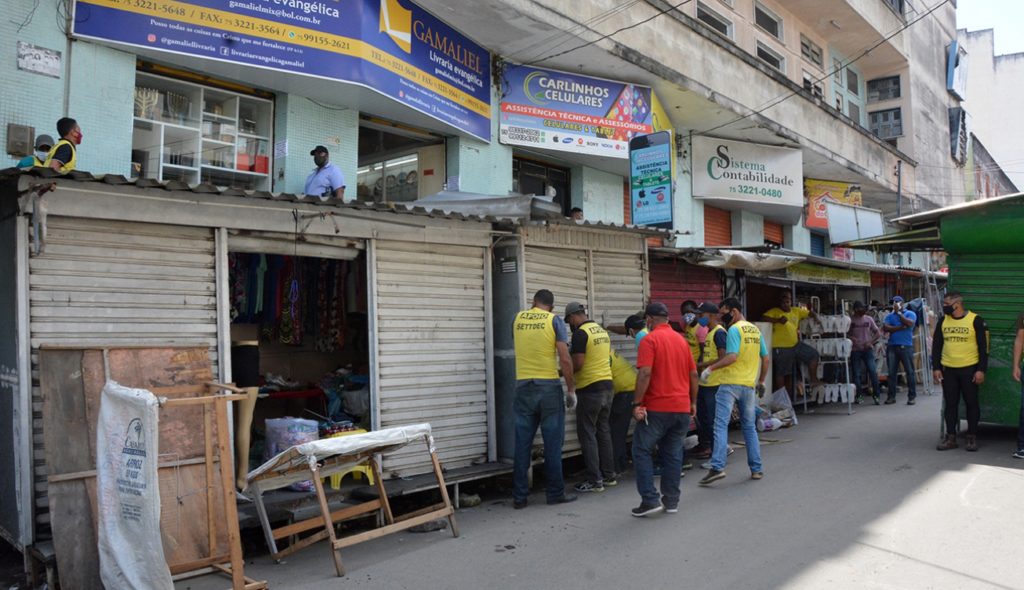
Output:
[{"xmin": 837, "ymin": 225, "xmax": 941, "ymax": 252}]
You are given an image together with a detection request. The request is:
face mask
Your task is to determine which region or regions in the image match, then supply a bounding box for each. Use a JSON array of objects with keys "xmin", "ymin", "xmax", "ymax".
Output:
[
  {"xmin": 36, "ymin": 150, "xmax": 49, "ymax": 161},
  {"xmin": 697, "ymin": 316, "xmax": 710, "ymax": 327},
  {"xmin": 942, "ymin": 305, "xmax": 954, "ymax": 315},
  {"xmin": 314, "ymin": 155, "xmax": 326, "ymax": 167},
  {"xmin": 721, "ymin": 313, "xmax": 734, "ymax": 326},
  {"xmin": 683, "ymin": 313, "xmax": 696, "ymax": 326},
  {"xmin": 72, "ymin": 130, "xmax": 83, "ymax": 145}
]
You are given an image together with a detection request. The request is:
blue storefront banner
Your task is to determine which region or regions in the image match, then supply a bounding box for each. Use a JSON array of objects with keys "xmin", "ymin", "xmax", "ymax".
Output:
[
  {"xmin": 72, "ymin": 0, "xmax": 491, "ymax": 140},
  {"xmin": 499, "ymin": 64, "xmax": 665, "ymax": 159},
  {"xmin": 629, "ymin": 131, "xmax": 673, "ymax": 227}
]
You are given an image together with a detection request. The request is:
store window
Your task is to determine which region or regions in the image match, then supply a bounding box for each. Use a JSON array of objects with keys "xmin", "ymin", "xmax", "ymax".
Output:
[
  {"xmin": 355, "ymin": 118, "xmax": 444, "ymax": 203},
  {"xmin": 697, "ymin": 2, "xmax": 734, "ymax": 39},
  {"xmin": 883, "ymin": 0, "xmax": 905, "ymax": 16},
  {"xmin": 800, "ymin": 34, "xmax": 823, "ymax": 69},
  {"xmin": 756, "ymin": 42, "xmax": 786, "ymax": 73},
  {"xmin": 869, "ymin": 108, "xmax": 903, "ymax": 139},
  {"xmin": 513, "ymin": 157, "xmax": 571, "ymax": 214},
  {"xmin": 803, "ymin": 71, "xmax": 824, "ymax": 100},
  {"xmin": 867, "ymin": 76, "xmax": 901, "ymax": 102},
  {"xmin": 357, "ymin": 155, "xmax": 420, "ymax": 203},
  {"xmin": 754, "ymin": 3, "xmax": 783, "ymax": 41},
  {"xmin": 132, "ymin": 72, "xmax": 273, "ymax": 190}
]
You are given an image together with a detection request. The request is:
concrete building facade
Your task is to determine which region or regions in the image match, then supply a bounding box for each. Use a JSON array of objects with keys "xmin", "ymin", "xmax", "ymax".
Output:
[{"xmin": 0, "ymin": 0, "xmax": 999, "ymax": 264}]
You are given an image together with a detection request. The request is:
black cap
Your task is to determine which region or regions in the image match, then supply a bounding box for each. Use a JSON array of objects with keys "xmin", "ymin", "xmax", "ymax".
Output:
[
  {"xmin": 853, "ymin": 301, "xmax": 866, "ymax": 310},
  {"xmin": 645, "ymin": 302, "xmax": 669, "ymax": 318},
  {"xmin": 624, "ymin": 314, "xmax": 645, "ymax": 331},
  {"xmin": 697, "ymin": 302, "xmax": 719, "ymax": 314},
  {"xmin": 564, "ymin": 301, "xmax": 585, "ymax": 321},
  {"xmin": 310, "ymin": 145, "xmax": 329, "ymax": 156}
]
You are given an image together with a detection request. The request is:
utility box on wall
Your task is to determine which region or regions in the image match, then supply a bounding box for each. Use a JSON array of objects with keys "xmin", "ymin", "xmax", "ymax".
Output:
[{"xmin": 6, "ymin": 124, "xmax": 34, "ymax": 157}]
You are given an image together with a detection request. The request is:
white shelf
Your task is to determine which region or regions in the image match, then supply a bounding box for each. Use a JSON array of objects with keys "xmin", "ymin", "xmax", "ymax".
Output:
[
  {"xmin": 202, "ymin": 138, "xmax": 235, "ymax": 147},
  {"xmin": 203, "ymin": 165, "xmax": 269, "ymax": 177},
  {"xmin": 202, "ymin": 112, "xmax": 236, "ymax": 124},
  {"xmin": 134, "ymin": 116, "xmax": 198, "ymax": 131},
  {"xmin": 162, "ymin": 163, "xmax": 199, "ymax": 171},
  {"xmin": 238, "ymin": 132, "xmax": 270, "ymax": 141}
]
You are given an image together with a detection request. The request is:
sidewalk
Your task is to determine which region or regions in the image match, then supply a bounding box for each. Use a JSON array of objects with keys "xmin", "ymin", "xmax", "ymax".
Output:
[{"xmin": 178, "ymin": 393, "xmax": 1024, "ymax": 589}]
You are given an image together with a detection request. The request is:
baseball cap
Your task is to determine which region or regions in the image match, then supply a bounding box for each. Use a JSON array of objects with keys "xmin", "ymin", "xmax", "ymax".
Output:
[
  {"xmin": 697, "ymin": 302, "xmax": 719, "ymax": 314},
  {"xmin": 891, "ymin": 295, "xmax": 904, "ymax": 303},
  {"xmin": 853, "ymin": 301, "xmax": 866, "ymax": 310},
  {"xmin": 310, "ymin": 145, "xmax": 329, "ymax": 155},
  {"xmin": 35, "ymin": 134, "xmax": 54, "ymax": 150},
  {"xmin": 645, "ymin": 302, "xmax": 669, "ymax": 318},
  {"xmin": 564, "ymin": 302, "xmax": 586, "ymax": 320}
]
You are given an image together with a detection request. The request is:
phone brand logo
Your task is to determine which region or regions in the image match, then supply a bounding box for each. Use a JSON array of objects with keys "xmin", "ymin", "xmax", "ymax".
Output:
[{"xmin": 562, "ymin": 137, "xmax": 574, "ymax": 144}]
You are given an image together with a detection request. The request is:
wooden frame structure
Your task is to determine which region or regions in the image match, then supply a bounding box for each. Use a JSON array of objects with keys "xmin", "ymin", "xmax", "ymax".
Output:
[{"xmin": 246, "ymin": 427, "xmax": 458, "ymax": 577}]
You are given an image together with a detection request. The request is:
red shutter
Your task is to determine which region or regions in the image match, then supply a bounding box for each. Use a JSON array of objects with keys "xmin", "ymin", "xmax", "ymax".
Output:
[
  {"xmin": 649, "ymin": 258, "xmax": 723, "ymax": 313},
  {"xmin": 764, "ymin": 220, "xmax": 784, "ymax": 245},
  {"xmin": 704, "ymin": 206, "xmax": 733, "ymax": 246},
  {"xmin": 623, "ymin": 180, "xmax": 631, "ymax": 225}
]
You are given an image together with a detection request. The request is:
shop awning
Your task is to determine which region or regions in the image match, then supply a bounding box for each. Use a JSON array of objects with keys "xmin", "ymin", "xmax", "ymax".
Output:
[
  {"xmin": 837, "ymin": 226, "xmax": 942, "ymax": 252},
  {"xmin": 691, "ymin": 249, "xmax": 804, "ymax": 271}
]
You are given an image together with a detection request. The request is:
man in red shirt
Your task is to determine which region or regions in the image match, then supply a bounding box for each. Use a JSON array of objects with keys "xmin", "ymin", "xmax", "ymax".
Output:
[{"xmin": 631, "ymin": 302, "xmax": 698, "ymax": 517}]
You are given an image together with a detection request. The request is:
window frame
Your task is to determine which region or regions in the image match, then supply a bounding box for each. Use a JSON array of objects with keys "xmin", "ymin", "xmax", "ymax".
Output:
[
  {"xmin": 696, "ymin": 1, "xmax": 734, "ymax": 39},
  {"xmin": 869, "ymin": 107, "xmax": 903, "ymax": 139},
  {"xmin": 754, "ymin": 2, "xmax": 784, "ymax": 41},
  {"xmin": 756, "ymin": 41, "xmax": 786, "ymax": 73},
  {"xmin": 800, "ymin": 34, "xmax": 823, "ymax": 69},
  {"xmin": 803, "ymin": 70, "xmax": 824, "ymax": 100},
  {"xmin": 867, "ymin": 75, "xmax": 901, "ymax": 102}
]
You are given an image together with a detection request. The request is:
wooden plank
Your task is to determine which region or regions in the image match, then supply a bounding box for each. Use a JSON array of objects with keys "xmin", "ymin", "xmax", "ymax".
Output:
[
  {"xmin": 215, "ymin": 398, "xmax": 246, "ymax": 589},
  {"xmin": 270, "ymin": 500, "xmax": 382, "ymax": 540},
  {"xmin": 330, "ymin": 508, "xmax": 454, "ymax": 550},
  {"xmin": 310, "ymin": 464, "xmax": 345, "ymax": 577},
  {"xmin": 47, "ymin": 456, "xmax": 207, "ymax": 483},
  {"xmin": 158, "ymin": 462, "xmax": 227, "ymax": 566},
  {"xmin": 39, "ymin": 349, "xmax": 103, "ymax": 590}
]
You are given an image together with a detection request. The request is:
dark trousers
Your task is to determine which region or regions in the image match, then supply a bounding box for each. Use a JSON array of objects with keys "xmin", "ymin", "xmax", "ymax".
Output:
[
  {"xmin": 576, "ymin": 383, "xmax": 615, "ymax": 483},
  {"xmin": 942, "ymin": 365, "xmax": 981, "ymax": 435},
  {"xmin": 512, "ymin": 381, "xmax": 566, "ymax": 502},
  {"xmin": 850, "ymin": 349, "xmax": 880, "ymax": 397},
  {"xmin": 609, "ymin": 391, "xmax": 634, "ymax": 473},
  {"xmin": 1017, "ymin": 380, "xmax": 1024, "ymax": 451},
  {"xmin": 632, "ymin": 412, "xmax": 690, "ymax": 508},
  {"xmin": 887, "ymin": 345, "xmax": 917, "ymax": 400},
  {"xmin": 696, "ymin": 385, "xmax": 719, "ymax": 451}
]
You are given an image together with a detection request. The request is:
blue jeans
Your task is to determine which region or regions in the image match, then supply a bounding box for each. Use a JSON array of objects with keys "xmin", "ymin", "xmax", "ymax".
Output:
[
  {"xmin": 512, "ymin": 380, "xmax": 566, "ymax": 502},
  {"xmin": 850, "ymin": 349, "xmax": 880, "ymax": 397},
  {"xmin": 710, "ymin": 384, "xmax": 762, "ymax": 473},
  {"xmin": 887, "ymin": 345, "xmax": 917, "ymax": 400},
  {"xmin": 696, "ymin": 385, "xmax": 719, "ymax": 451},
  {"xmin": 632, "ymin": 411, "xmax": 690, "ymax": 508}
]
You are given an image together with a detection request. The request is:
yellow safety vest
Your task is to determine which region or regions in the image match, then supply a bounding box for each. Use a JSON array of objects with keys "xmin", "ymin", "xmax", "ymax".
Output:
[
  {"xmin": 940, "ymin": 311, "xmax": 983, "ymax": 368},
  {"xmin": 610, "ymin": 350, "xmax": 637, "ymax": 394},
  {"xmin": 716, "ymin": 320, "xmax": 764, "ymax": 388},
  {"xmin": 43, "ymin": 139, "xmax": 77, "ymax": 174},
  {"xmin": 701, "ymin": 324, "xmax": 727, "ymax": 387},
  {"xmin": 684, "ymin": 325, "xmax": 701, "ymax": 364},
  {"xmin": 513, "ymin": 308, "xmax": 559, "ymax": 380},
  {"xmin": 574, "ymin": 321, "xmax": 613, "ymax": 389}
]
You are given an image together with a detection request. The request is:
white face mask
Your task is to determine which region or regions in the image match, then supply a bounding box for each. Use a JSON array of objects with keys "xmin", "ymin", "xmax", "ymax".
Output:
[{"xmin": 36, "ymin": 150, "xmax": 49, "ymax": 161}]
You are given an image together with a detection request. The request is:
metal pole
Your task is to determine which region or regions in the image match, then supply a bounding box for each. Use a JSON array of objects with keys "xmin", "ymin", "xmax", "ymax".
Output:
[{"xmin": 895, "ymin": 161, "xmax": 903, "ymax": 219}]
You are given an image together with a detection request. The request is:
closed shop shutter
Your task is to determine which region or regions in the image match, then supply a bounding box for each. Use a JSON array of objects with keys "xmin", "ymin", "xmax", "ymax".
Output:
[
  {"xmin": 704, "ymin": 206, "xmax": 733, "ymax": 246},
  {"xmin": 649, "ymin": 258, "xmax": 723, "ymax": 314},
  {"xmin": 373, "ymin": 240, "xmax": 489, "ymax": 476},
  {"xmin": 593, "ymin": 252, "xmax": 646, "ymax": 365},
  {"xmin": 524, "ymin": 246, "xmax": 588, "ymax": 454},
  {"xmin": 764, "ymin": 220, "xmax": 784, "ymax": 245},
  {"xmin": 948, "ymin": 253, "xmax": 1024, "ymax": 425},
  {"xmin": 28, "ymin": 216, "xmax": 217, "ymax": 533},
  {"xmin": 810, "ymin": 233, "xmax": 827, "ymax": 257}
]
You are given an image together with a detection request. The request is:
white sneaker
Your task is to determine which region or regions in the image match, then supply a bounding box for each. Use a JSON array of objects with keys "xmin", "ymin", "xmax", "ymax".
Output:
[{"xmin": 700, "ymin": 461, "xmax": 711, "ymax": 470}]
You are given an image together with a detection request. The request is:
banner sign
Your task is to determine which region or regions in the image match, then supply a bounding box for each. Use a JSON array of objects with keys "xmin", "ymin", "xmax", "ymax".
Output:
[
  {"xmin": 499, "ymin": 64, "xmax": 667, "ymax": 158},
  {"xmin": 693, "ymin": 136, "xmax": 802, "ymax": 204},
  {"xmin": 97, "ymin": 381, "xmax": 173, "ymax": 589},
  {"xmin": 786, "ymin": 262, "xmax": 870, "ymax": 287},
  {"xmin": 804, "ymin": 178, "xmax": 862, "ymax": 229},
  {"xmin": 629, "ymin": 131, "xmax": 673, "ymax": 227},
  {"xmin": 72, "ymin": 0, "xmax": 491, "ymax": 140}
]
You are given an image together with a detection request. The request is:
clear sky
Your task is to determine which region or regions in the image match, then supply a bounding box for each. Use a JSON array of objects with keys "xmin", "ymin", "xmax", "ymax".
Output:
[{"xmin": 956, "ymin": 0, "xmax": 1024, "ymax": 55}]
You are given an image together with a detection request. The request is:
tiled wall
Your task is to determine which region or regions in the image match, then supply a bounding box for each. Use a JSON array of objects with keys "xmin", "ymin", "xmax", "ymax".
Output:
[
  {"xmin": 446, "ymin": 86, "xmax": 513, "ymax": 195},
  {"xmin": 273, "ymin": 95, "xmax": 359, "ymax": 197}
]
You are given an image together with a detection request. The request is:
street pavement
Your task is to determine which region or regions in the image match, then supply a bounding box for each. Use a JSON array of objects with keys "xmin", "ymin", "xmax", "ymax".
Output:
[{"xmin": 178, "ymin": 391, "xmax": 1024, "ymax": 590}]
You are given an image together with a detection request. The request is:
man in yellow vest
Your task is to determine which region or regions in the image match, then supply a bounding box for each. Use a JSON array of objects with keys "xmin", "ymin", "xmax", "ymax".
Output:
[
  {"xmin": 511, "ymin": 289, "xmax": 577, "ymax": 509},
  {"xmin": 763, "ymin": 292, "xmax": 822, "ymax": 392},
  {"xmin": 565, "ymin": 302, "xmax": 616, "ymax": 493},
  {"xmin": 692, "ymin": 302, "xmax": 728, "ymax": 461},
  {"xmin": 699, "ymin": 298, "xmax": 769, "ymax": 486},
  {"xmin": 16, "ymin": 134, "xmax": 54, "ymax": 169},
  {"xmin": 609, "ymin": 349, "xmax": 637, "ymax": 474},
  {"xmin": 673, "ymin": 300, "xmax": 704, "ymax": 367},
  {"xmin": 932, "ymin": 291, "xmax": 989, "ymax": 452},
  {"xmin": 42, "ymin": 117, "xmax": 82, "ymax": 174}
]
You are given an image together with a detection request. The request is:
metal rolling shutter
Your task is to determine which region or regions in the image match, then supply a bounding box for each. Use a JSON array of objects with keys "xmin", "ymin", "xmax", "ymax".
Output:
[
  {"xmin": 810, "ymin": 233, "xmax": 827, "ymax": 257},
  {"xmin": 704, "ymin": 206, "xmax": 733, "ymax": 246},
  {"xmin": 764, "ymin": 220, "xmax": 784, "ymax": 245},
  {"xmin": 649, "ymin": 258, "xmax": 723, "ymax": 315},
  {"xmin": 28, "ymin": 216, "xmax": 217, "ymax": 533},
  {"xmin": 592, "ymin": 252, "xmax": 646, "ymax": 365},
  {"xmin": 524, "ymin": 246, "xmax": 588, "ymax": 454},
  {"xmin": 374, "ymin": 240, "xmax": 488, "ymax": 476}
]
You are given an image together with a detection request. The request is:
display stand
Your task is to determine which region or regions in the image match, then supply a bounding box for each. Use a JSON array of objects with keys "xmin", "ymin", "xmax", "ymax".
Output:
[
  {"xmin": 245, "ymin": 424, "xmax": 458, "ymax": 577},
  {"xmin": 799, "ymin": 307, "xmax": 854, "ymax": 415}
]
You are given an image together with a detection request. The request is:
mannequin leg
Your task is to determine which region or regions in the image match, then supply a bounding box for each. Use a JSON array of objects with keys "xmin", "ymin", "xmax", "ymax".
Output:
[{"xmin": 234, "ymin": 386, "xmax": 259, "ymax": 490}]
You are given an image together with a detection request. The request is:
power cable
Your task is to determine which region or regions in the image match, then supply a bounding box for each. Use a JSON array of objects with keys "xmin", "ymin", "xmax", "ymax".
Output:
[{"xmin": 506, "ymin": 0, "xmax": 646, "ymax": 63}]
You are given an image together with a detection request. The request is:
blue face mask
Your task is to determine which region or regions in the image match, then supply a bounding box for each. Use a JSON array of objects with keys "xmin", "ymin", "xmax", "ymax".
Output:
[{"xmin": 697, "ymin": 316, "xmax": 710, "ymax": 327}]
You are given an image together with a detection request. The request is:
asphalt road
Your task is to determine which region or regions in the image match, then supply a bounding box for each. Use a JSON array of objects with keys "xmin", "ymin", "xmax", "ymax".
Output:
[{"xmin": 178, "ymin": 391, "xmax": 1024, "ymax": 590}]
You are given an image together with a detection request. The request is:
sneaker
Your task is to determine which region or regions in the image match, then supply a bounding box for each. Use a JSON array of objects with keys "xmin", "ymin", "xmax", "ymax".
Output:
[
  {"xmin": 631, "ymin": 502, "xmax": 663, "ymax": 517},
  {"xmin": 663, "ymin": 505, "xmax": 679, "ymax": 514},
  {"xmin": 546, "ymin": 493, "xmax": 578, "ymax": 505},
  {"xmin": 603, "ymin": 477, "xmax": 618, "ymax": 487},
  {"xmin": 873, "ymin": 396, "xmax": 881, "ymax": 406},
  {"xmin": 513, "ymin": 499, "xmax": 527, "ymax": 510},
  {"xmin": 690, "ymin": 448, "xmax": 711, "ymax": 460},
  {"xmin": 699, "ymin": 469, "xmax": 726, "ymax": 486},
  {"xmin": 965, "ymin": 434, "xmax": 978, "ymax": 452},
  {"xmin": 700, "ymin": 461, "xmax": 712, "ymax": 470},
  {"xmin": 751, "ymin": 472, "xmax": 764, "ymax": 480},
  {"xmin": 907, "ymin": 398, "xmax": 916, "ymax": 406},
  {"xmin": 854, "ymin": 395, "xmax": 862, "ymax": 405},
  {"xmin": 1012, "ymin": 449, "xmax": 1024, "ymax": 459},
  {"xmin": 681, "ymin": 460, "xmax": 693, "ymax": 471},
  {"xmin": 574, "ymin": 481, "xmax": 604, "ymax": 493},
  {"xmin": 727, "ymin": 446, "xmax": 735, "ymax": 456},
  {"xmin": 884, "ymin": 398, "xmax": 896, "ymax": 405}
]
